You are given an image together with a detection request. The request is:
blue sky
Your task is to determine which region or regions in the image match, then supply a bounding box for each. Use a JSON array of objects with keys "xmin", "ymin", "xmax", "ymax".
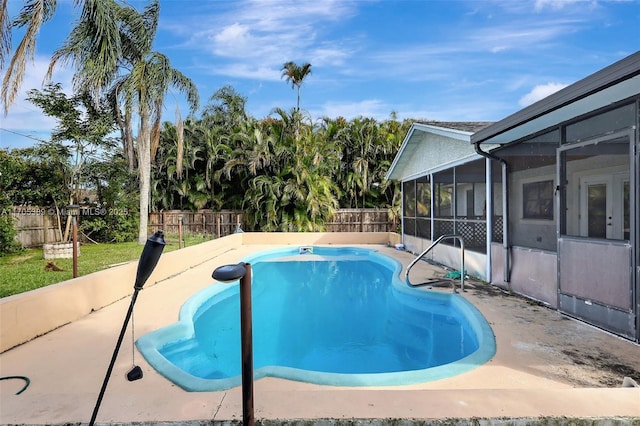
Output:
[{"xmin": 1, "ymin": 0, "xmax": 639, "ymax": 149}]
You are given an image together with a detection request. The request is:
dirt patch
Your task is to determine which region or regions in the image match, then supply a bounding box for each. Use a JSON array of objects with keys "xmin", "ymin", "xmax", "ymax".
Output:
[
  {"xmin": 561, "ymin": 348, "xmax": 640, "ymax": 387},
  {"xmin": 462, "ymin": 278, "xmax": 640, "ymax": 389}
]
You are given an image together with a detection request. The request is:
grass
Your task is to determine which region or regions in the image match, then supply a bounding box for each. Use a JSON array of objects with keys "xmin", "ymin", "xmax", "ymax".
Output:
[{"xmin": 0, "ymin": 233, "xmax": 214, "ymax": 298}]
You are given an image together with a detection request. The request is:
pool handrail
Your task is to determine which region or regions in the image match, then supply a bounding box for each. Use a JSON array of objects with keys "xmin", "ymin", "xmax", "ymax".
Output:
[{"xmin": 405, "ymin": 234, "xmax": 465, "ymax": 293}]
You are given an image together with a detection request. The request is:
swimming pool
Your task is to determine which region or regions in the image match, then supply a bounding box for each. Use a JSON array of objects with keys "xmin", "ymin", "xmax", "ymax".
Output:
[{"xmin": 137, "ymin": 246, "xmax": 495, "ymax": 391}]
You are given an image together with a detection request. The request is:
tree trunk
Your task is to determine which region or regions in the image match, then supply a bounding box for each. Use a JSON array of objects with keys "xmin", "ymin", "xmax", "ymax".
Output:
[
  {"xmin": 125, "ymin": 108, "xmax": 136, "ymax": 172},
  {"xmin": 137, "ymin": 106, "xmax": 151, "ymax": 244}
]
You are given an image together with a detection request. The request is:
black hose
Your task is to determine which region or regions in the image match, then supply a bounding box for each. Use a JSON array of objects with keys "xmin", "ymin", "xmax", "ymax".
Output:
[{"xmin": 0, "ymin": 375, "xmax": 30, "ymax": 395}]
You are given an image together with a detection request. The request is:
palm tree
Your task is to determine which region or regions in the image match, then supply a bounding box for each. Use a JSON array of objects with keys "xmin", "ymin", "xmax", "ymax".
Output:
[
  {"xmin": 349, "ymin": 117, "xmax": 379, "ymax": 208},
  {"xmin": 199, "ymin": 86, "xmax": 248, "ymax": 208},
  {"xmin": 280, "ymin": 61, "xmax": 311, "ymax": 112},
  {"xmin": 1, "ymin": 0, "xmax": 57, "ymax": 114},
  {"xmin": 201, "ymin": 84, "xmax": 248, "ymax": 127},
  {"xmin": 49, "ymin": 0, "xmax": 199, "ymax": 243},
  {"xmin": 0, "ymin": 0, "xmax": 9, "ymax": 66},
  {"xmin": 116, "ymin": 52, "xmax": 199, "ymax": 242},
  {"xmin": 242, "ymin": 108, "xmax": 339, "ymax": 231}
]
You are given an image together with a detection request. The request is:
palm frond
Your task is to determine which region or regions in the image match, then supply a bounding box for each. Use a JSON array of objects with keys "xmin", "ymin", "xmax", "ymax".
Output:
[{"xmin": 1, "ymin": 0, "xmax": 57, "ymax": 114}]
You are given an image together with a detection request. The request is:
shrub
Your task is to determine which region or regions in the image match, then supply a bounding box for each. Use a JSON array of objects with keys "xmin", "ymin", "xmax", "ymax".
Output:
[
  {"xmin": 0, "ymin": 211, "xmax": 21, "ymax": 256},
  {"xmin": 81, "ymin": 206, "xmax": 139, "ymax": 243}
]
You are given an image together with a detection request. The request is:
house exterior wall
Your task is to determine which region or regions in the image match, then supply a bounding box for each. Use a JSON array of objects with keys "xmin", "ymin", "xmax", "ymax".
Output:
[
  {"xmin": 510, "ymin": 246, "xmax": 558, "ymax": 307},
  {"xmin": 433, "ymin": 243, "xmax": 486, "ymax": 280}
]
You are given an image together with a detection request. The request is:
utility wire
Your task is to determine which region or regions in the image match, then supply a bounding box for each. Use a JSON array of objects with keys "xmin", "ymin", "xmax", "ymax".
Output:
[{"xmin": 0, "ymin": 127, "xmax": 47, "ymax": 143}]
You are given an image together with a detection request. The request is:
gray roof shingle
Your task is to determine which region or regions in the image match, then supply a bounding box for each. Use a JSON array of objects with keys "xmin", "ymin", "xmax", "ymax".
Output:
[{"xmin": 414, "ymin": 120, "xmax": 494, "ymax": 133}]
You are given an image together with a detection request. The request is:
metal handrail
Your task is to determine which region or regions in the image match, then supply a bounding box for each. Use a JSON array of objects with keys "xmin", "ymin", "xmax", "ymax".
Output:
[{"xmin": 405, "ymin": 234, "xmax": 465, "ymax": 292}]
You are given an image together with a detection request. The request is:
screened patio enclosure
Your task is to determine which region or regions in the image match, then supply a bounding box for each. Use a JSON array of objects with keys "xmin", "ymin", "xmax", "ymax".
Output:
[
  {"xmin": 472, "ymin": 51, "xmax": 639, "ymax": 342},
  {"xmin": 386, "ymin": 122, "xmax": 495, "ymax": 281},
  {"xmin": 387, "ymin": 52, "xmax": 639, "ymax": 342}
]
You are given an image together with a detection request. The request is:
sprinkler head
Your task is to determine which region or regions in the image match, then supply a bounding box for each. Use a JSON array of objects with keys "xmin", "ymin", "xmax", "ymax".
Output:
[{"xmin": 126, "ymin": 365, "xmax": 143, "ymax": 381}]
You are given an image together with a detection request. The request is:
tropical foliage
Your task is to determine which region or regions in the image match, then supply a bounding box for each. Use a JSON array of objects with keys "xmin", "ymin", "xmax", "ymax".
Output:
[
  {"xmin": 0, "ymin": 151, "xmax": 22, "ymax": 255},
  {"xmin": 1, "ymin": 143, "xmax": 140, "ymax": 245},
  {"xmin": 150, "ymin": 92, "xmax": 411, "ymax": 231}
]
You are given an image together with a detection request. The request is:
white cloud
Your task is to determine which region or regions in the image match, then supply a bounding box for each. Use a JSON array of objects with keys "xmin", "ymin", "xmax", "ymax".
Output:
[
  {"xmin": 309, "ymin": 46, "xmax": 351, "ymax": 68},
  {"xmin": 471, "ymin": 19, "xmax": 583, "ymax": 53},
  {"xmin": 212, "ymin": 23, "xmax": 252, "ymax": 49},
  {"xmin": 534, "ymin": 0, "xmax": 596, "ymax": 11},
  {"xmin": 167, "ymin": 0, "xmax": 358, "ymax": 81},
  {"xmin": 518, "ymin": 82, "xmax": 568, "ymax": 106}
]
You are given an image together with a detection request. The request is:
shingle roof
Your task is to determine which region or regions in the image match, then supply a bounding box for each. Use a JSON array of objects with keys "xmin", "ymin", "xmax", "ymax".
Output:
[{"xmin": 414, "ymin": 120, "xmax": 494, "ymax": 134}]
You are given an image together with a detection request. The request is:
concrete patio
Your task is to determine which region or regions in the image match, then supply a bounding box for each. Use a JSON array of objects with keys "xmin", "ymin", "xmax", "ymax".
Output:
[{"xmin": 1, "ymin": 233, "xmax": 639, "ymax": 425}]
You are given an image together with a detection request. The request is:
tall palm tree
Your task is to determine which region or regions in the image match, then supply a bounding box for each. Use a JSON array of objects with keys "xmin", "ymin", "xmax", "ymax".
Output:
[
  {"xmin": 114, "ymin": 51, "xmax": 199, "ymax": 242},
  {"xmin": 49, "ymin": 0, "xmax": 199, "ymax": 243},
  {"xmin": 280, "ymin": 61, "xmax": 311, "ymax": 112}
]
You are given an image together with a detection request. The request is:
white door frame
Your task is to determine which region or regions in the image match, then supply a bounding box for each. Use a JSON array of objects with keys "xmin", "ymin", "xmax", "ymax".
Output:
[{"xmin": 579, "ymin": 173, "xmax": 628, "ymax": 240}]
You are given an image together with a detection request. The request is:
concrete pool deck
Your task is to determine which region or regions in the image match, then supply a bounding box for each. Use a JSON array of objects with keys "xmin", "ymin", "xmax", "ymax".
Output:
[{"xmin": 1, "ymin": 233, "xmax": 639, "ymax": 424}]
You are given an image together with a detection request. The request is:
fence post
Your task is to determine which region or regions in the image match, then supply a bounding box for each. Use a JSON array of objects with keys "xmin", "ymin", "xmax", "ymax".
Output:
[{"xmin": 43, "ymin": 209, "xmax": 48, "ymax": 245}]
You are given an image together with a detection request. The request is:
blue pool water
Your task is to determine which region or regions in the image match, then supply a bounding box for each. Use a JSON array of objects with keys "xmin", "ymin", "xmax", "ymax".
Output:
[{"xmin": 137, "ymin": 246, "xmax": 495, "ymax": 391}]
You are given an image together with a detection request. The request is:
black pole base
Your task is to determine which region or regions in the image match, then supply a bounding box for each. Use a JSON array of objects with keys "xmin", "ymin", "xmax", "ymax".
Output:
[{"xmin": 126, "ymin": 365, "xmax": 143, "ymax": 381}]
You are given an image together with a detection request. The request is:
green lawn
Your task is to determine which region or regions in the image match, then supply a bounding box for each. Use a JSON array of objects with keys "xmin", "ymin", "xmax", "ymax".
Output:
[{"xmin": 0, "ymin": 234, "xmax": 213, "ymax": 298}]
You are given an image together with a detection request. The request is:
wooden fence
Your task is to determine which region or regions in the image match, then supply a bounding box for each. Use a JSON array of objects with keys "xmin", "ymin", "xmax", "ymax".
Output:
[
  {"xmin": 148, "ymin": 210, "xmax": 243, "ymax": 238},
  {"xmin": 326, "ymin": 208, "xmax": 396, "ymax": 232},
  {"xmin": 149, "ymin": 208, "xmax": 396, "ymax": 234},
  {"xmin": 8, "ymin": 206, "xmax": 64, "ymax": 248},
  {"xmin": 9, "ymin": 207, "xmax": 396, "ymax": 248}
]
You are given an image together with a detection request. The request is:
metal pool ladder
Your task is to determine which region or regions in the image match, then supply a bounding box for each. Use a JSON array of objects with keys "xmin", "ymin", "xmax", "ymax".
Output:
[{"xmin": 405, "ymin": 234, "xmax": 465, "ymax": 293}]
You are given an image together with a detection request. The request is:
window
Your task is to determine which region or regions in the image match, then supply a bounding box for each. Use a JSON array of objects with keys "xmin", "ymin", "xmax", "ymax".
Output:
[{"xmin": 523, "ymin": 180, "xmax": 553, "ymax": 220}]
